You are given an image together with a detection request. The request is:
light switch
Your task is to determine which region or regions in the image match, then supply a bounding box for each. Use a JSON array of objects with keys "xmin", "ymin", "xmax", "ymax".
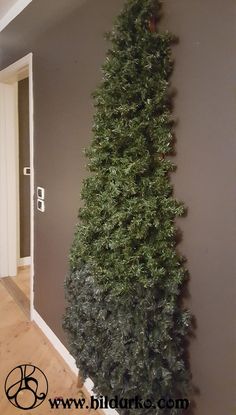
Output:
[
  {"xmin": 37, "ymin": 186, "xmax": 45, "ymax": 200},
  {"xmin": 23, "ymin": 167, "xmax": 31, "ymax": 175},
  {"xmin": 37, "ymin": 199, "xmax": 45, "ymax": 212}
]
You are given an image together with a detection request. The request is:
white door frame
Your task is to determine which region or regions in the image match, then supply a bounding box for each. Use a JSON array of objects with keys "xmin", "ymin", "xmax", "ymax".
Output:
[{"xmin": 0, "ymin": 53, "xmax": 34, "ymax": 320}]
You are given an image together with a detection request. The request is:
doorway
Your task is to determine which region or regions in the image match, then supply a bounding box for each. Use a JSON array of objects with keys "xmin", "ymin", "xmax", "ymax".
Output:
[{"xmin": 0, "ymin": 54, "xmax": 34, "ymax": 319}]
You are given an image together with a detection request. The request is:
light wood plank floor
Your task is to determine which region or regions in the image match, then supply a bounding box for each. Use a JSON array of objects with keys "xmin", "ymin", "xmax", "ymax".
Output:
[
  {"xmin": 1, "ymin": 267, "xmax": 30, "ymax": 317},
  {"xmin": 14, "ymin": 266, "xmax": 30, "ymax": 299},
  {"xmin": 0, "ymin": 280, "xmax": 99, "ymax": 414}
]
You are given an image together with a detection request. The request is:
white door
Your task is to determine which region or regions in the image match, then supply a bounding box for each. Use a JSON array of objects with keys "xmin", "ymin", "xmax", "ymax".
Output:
[{"xmin": 0, "ymin": 83, "xmax": 18, "ymax": 278}]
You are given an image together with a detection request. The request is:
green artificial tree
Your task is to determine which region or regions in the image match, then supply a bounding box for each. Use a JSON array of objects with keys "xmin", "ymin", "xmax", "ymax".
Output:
[{"xmin": 64, "ymin": 0, "xmax": 191, "ymax": 413}]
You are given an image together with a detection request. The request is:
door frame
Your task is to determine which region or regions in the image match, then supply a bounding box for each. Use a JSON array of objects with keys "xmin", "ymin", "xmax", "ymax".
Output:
[{"xmin": 0, "ymin": 53, "xmax": 34, "ymax": 320}]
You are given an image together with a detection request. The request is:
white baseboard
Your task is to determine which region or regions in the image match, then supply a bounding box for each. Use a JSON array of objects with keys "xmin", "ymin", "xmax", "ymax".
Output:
[
  {"xmin": 33, "ymin": 310, "xmax": 78, "ymax": 375},
  {"xmin": 33, "ymin": 310, "xmax": 118, "ymax": 415},
  {"xmin": 18, "ymin": 256, "xmax": 31, "ymax": 267}
]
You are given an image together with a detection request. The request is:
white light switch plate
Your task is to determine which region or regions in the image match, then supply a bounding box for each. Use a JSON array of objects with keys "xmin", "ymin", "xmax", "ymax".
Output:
[
  {"xmin": 37, "ymin": 186, "xmax": 45, "ymax": 200},
  {"xmin": 23, "ymin": 167, "xmax": 31, "ymax": 175},
  {"xmin": 37, "ymin": 199, "xmax": 45, "ymax": 212}
]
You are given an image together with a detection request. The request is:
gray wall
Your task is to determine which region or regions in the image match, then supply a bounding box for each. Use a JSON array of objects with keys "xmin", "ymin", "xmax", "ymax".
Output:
[
  {"xmin": 0, "ymin": 1, "xmax": 235, "ymax": 414},
  {"xmin": 162, "ymin": 2, "xmax": 236, "ymax": 413},
  {"xmin": 18, "ymin": 77, "xmax": 30, "ymax": 258}
]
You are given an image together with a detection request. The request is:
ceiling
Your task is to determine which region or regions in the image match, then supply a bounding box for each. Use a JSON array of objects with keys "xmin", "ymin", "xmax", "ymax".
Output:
[
  {"xmin": 0, "ymin": 0, "xmax": 19, "ymax": 19},
  {"xmin": 0, "ymin": 0, "xmax": 32, "ymax": 31}
]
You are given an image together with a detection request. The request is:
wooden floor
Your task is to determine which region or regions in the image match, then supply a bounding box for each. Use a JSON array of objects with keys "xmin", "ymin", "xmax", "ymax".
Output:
[
  {"xmin": 0, "ymin": 272, "xmax": 99, "ymax": 414},
  {"xmin": 13, "ymin": 266, "xmax": 30, "ymax": 299},
  {"xmin": 1, "ymin": 267, "xmax": 30, "ymax": 317}
]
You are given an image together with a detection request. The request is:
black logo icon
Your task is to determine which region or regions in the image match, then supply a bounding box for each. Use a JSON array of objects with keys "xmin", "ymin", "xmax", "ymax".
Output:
[{"xmin": 5, "ymin": 364, "xmax": 48, "ymax": 410}]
